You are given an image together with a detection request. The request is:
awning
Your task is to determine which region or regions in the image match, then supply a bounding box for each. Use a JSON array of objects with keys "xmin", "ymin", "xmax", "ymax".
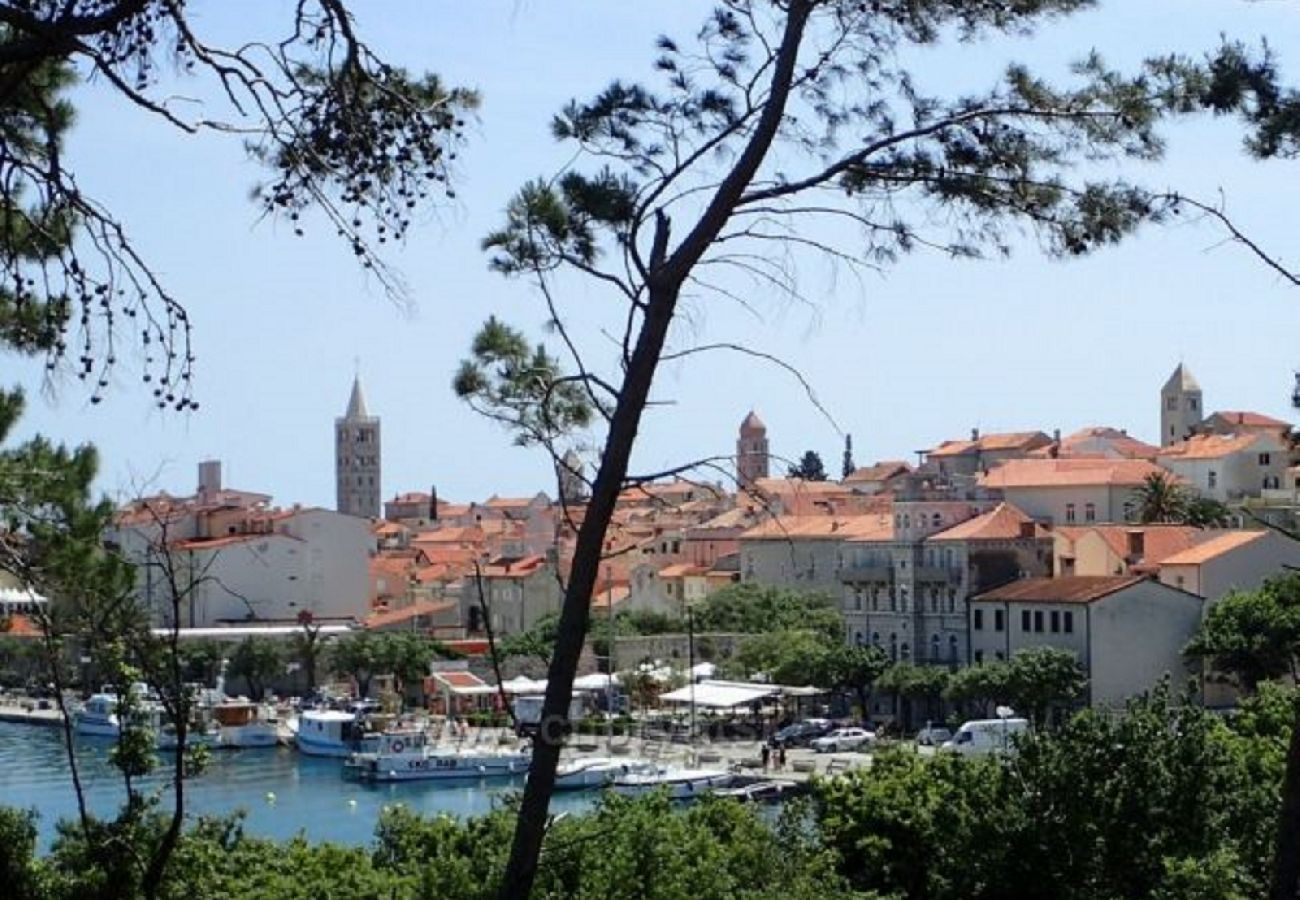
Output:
[
  {"xmin": 500, "ymin": 676, "xmax": 547, "ymax": 695},
  {"xmin": 658, "ymin": 680, "xmax": 778, "ymax": 709},
  {"xmin": 573, "ymin": 672, "xmax": 613, "ymax": 692}
]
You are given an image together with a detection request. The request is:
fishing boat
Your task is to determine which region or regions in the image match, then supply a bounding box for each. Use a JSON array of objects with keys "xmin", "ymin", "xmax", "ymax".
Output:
[
  {"xmin": 611, "ymin": 765, "xmax": 732, "ymax": 800},
  {"xmin": 551, "ymin": 756, "xmax": 656, "ymax": 791},
  {"xmin": 343, "ymin": 729, "xmax": 531, "ymax": 782},
  {"xmin": 74, "ymin": 687, "xmax": 166, "ymax": 739},
  {"xmin": 293, "ymin": 709, "xmax": 369, "ymax": 758},
  {"xmin": 213, "ymin": 701, "xmax": 279, "ymax": 749}
]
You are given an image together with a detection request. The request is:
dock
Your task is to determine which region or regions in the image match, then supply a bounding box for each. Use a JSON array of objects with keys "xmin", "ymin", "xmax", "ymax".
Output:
[{"xmin": 0, "ymin": 702, "xmax": 66, "ymax": 728}]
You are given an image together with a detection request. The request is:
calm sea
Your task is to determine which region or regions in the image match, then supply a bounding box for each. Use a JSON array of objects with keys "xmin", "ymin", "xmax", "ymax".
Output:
[{"xmin": 0, "ymin": 722, "xmax": 594, "ymax": 850}]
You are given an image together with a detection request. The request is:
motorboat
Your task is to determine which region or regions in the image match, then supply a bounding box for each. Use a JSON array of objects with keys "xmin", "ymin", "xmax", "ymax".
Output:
[
  {"xmin": 611, "ymin": 765, "xmax": 732, "ymax": 799},
  {"xmin": 74, "ymin": 688, "xmax": 165, "ymax": 740},
  {"xmin": 293, "ymin": 709, "xmax": 368, "ymax": 758},
  {"xmin": 551, "ymin": 756, "xmax": 656, "ymax": 791},
  {"xmin": 213, "ymin": 701, "xmax": 279, "ymax": 749},
  {"xmin": 709, "ymin": 777, "xmax": 802, "ymax": 803},
  {"xmin": 344, "ymin": 729, "xmax": 531, "ymax": 782}
]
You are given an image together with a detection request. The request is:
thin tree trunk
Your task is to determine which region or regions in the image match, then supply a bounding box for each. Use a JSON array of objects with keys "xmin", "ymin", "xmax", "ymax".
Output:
[
  {"xmin": 496, "ymin": 7, "xmax": 811, "ymax": 895},
  {"xmin": 1271, "ymin": 704, "xmax": 1300, "ymax": 900}
]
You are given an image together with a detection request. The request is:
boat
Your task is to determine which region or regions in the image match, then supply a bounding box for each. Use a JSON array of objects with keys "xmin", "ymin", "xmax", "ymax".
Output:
[
  {"xmin": 611, "ymin": 765, "xmax": 733, "ymax": 799},
  {"xmin": 708, "ymin": 776, "xmax": 802, "ymax": 803},
  {"xmin": 551, "ymin": 756, "xmax": 655, "ymax": 791},
  {"xmin": 293, "ymin": 709, "xmax": 370, "ymax": 758},
  {"xmin": 74, "ymin": 687, "xmax": 166, "ymax": 740},
  {"xmin": 343, "ymin": 729, "xmax": 531, "ymax": 782},
  {"xmin": 213, "ymin": 701, "xmax": 280, "ymax": 749}
]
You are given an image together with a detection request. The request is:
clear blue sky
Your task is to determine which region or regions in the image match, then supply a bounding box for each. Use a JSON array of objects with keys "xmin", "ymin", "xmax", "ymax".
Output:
[{"xmin": 5, "ymin": 1, "xmax": 1299, "ymax": 507}]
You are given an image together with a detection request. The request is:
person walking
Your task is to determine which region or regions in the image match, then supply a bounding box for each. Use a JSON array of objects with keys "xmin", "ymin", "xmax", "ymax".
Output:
[
  {"xmin": 776, "ymin": 745, "xmax": 787, "ymax": 770},
  {"xmin": 761, "ymin": 742, "xmax": 771, "ymax": 770}
]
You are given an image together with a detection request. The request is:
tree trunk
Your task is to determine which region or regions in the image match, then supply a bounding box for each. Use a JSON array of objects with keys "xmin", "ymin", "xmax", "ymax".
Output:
[
  {"xmin": 1271, "ymin": 704, "xmax": 1300, "ymax": 900},
  {"xmin": 496, "ymin": 7, "xmax": 811, "ymax": 896}
]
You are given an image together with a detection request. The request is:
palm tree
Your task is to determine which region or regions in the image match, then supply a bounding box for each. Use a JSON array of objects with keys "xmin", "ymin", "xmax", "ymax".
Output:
[{"xmin": 1134, "ymin": 471, "xmax": 1190, "ymax": 523}]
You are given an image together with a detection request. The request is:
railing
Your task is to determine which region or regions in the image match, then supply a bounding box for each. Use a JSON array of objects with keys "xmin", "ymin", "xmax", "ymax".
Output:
[{"xmin": 839, "ymin": 563, "xmax": 894, "ymax": 582}]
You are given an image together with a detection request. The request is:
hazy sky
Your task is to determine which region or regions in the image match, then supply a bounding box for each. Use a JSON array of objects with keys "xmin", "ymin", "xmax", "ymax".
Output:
[{"xmin": 5, "ymin": 1, "xmax": 1300, "ymax": 508}]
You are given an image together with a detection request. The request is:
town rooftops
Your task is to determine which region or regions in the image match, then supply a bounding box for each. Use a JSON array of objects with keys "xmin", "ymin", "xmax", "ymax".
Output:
[
  {"xmin": 1157, "ymin": 433, "xmax": 1262, "ymax": 460},
  {"xmin": 1043, "ymin": 426, "xmax": 1161, "ymax": 460},
  {"xmin": 741, "ymin": 514, "xmax": 893, "ymax": 541},
  {"xmin": 364, "ymin": 599, "xmax": 456, "ymax": 630},
  {"xmin": 974, "ymin": 575, "xmax": 1148, "ymax": 604},
  {"xmin": 1054, "ymin": 524, "xmax": 1211, "ymax": 569},
  {"xmin": 1206, "ymin": 410, "xmax": 1290, "ymax": 429},
  {"xmin": 928, "ymin": 502, "xmax": 1042, "ymax": 542},
  {"xmin": 1158, "ymin": 530, "xmax": 1268, "ymax": 566},
  {"xmin": 977, "ymin": 458, "xmax": 1165, "ymax": 489},
  {"xmin": 929, "ymin": 431, "xmax": 1051, "ymax": 457}
]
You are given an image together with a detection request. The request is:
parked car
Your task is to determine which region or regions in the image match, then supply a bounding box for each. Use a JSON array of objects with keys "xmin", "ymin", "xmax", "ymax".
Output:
[
  {"xmin": 770, "ymin": 718, "xmax": 833, "ymax": 748},
  {"xmin": 940, "ymin": 718, "xmax": 1030, "ymax": 757},
  {"xmin": 915, "ymin": 725, "xmax": 953, "ymax": 747},
  {"xmin": 811, "ymin": 726, "xmax": 876, "ymax": 753}
]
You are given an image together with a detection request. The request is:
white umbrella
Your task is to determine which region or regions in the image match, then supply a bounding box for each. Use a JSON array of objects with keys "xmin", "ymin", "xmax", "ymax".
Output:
[
  {"xmin": 573, "ymin": 672, "xmax": 613, "ymax": 692},
  {"xmin": 501, "ymin": 676, "xmax": 547, "ymax": 694}
]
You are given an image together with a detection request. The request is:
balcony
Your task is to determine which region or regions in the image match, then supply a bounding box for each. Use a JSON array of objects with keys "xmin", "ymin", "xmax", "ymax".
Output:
[
  {"xmin": 839, "ymin": 562, "xmax": 894, "ymax": 583},
  {"xmin": 913, "ymin": 566, "xmax": 964, "ymax": 584}
]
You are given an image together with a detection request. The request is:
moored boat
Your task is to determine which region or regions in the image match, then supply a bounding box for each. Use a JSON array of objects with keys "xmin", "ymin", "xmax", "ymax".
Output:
[
  {"xmin": 214, "ymin": 701, "xmax": 279, "ymax": 749},
  {"xmin": 611, "ymin": 766, "xmax": 732, "ymax": 800},
  {"xmin": 293, "ymin": 709, "xmax": 367, "ymax": 758},
  {"xmin": 551, "ymin": 756, "xmax": 655, "ymax": 791},
  {"xmin": 344, "ymin": 729, "xmax": 531, "ymax": 782}
]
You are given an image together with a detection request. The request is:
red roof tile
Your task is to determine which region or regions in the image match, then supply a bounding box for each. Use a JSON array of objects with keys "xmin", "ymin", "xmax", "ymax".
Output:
[{"xmin": 975, "ymin": 575, "xmax": 1148, "ymax": 604}]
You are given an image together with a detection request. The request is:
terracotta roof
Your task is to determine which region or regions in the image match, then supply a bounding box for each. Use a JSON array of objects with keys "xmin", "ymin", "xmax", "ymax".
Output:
[
  {"xmin": 928, "ymin": 503, "xmax": 1041, "ymax": 542},
  {"xmin": 742, "ymin": 514, "xmax": 893, "ymax": 542},
  {"xmin": 170, "ymin": 532, "xmax": 299, "ymax": 551},
  {"xmin": 479, "ymin": 555, "xmax": 547, "ymax": 578},
  {"xmin": 364, "ymin": 599, "xmax": 456, "ymax": 629},
  {"xmin": 0, "ymin": 614, "xmax": 41, "ymax": 637},
  {"xmin": 1208, "ymin": 410, "xmax": 1290, "ymax": 429},
  {"xmin": 1159, "ymin": 530, "xmax": 1267, "ymax": 566},
  {"xmin": 1052, "ymin": 427, "xmax": 1161, "ymax": 460},
  {"xmin": 752, "ymin": 477, "xmax": 851, "ymax": 495},
  {"xmin": 1158, "ymin": 433, "xmax": 1261, "ymax": 460},
  {"xmin": 843, "ymin": 461, "xmax": 912, "ymax": 484},
  {"xmin": 657, "ymin": 563, "xmax": 710, "ymax": 578},
  {"xmin": 691, "ymin": 508, "xmax": 759, "ymax": 531},
  {"xmin": 975, "ymin": 575, "xmax": 1148, "ymax": 604},
  {"xmin": 740, "ymin": 410, "xmax": 766, "ymax": 433},
  {"xmin": 429, "ymin": 670, "xmax": 487, "ymax": 689},
  {"xmin": 978, "ymin": 458, "xmax": 1166, "ymax": 489},
  {"xmin": 927, "ymin": 439, "xmax": 978, "ymax": 458},
  {"xmin": 591, "ymin": 583, "xmax": 631, "ymax": 609},
  {"xmin": 930, "ymin": 432, "xmax": 1051, "ymax": 457}
]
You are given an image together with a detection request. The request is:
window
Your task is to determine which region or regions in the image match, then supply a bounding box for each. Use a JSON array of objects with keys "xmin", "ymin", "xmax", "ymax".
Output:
[
  {"xmin": 855, "ymin": 632, "xmax": 864, "ymax": 646},
  {"xmin": 889, "ymin": 633, "xmax": 898, "ymax": 662},
  {"xmin": 974, "ymin": 609, "xmax": 984, "ymax": 630},
  {"xmin": 1260, "ymin": 453, "xmax": 1272, "ymax": 466},
  {"xmin": 889, "ymin": 588, "xmax": 897, "ymax": 612},
  {"xmin": 974, "ymin": 650, "xmax": 984, "ymax": 664},
  {"xmin": 1063, "ymin": 611, "xmax": 1074, "ymax": 634},
  {"xmin": 1050, "ymin": 610, "xmax": 1060, "ymax": 633},
  {"xmin": 1123, "ymin": 501, "xmax": 1135, "ymax": 523},
  {"xmin": 949, "ymin": 635, "xmax": 959, "ymax": 663},
  {"xmin": 1021, "ymin": 610, "xmax": 1031, "ymax": 631},
  {"xmin": 1167, "ymin": 397, "xmax": 1177, "ymax": 410},
  {"xmin": 1065, "ymin": 503, "xmax": 1076, "ymax": 523},
  {"xmin": 1084, "ymin": 503, "xmax": 1096, "ymax": 523},
  {"xmin": 900, "ymin": 642, "xmax": 910, "ymax": 661},
  {"xmin": 1208, "ymin": 470, "xmax": 1217, "ymax": 489},
  {"xmin": 994, "ymin": 609, "xmax": 1005, "ymax": 632},
  {"xmin": 946, "ymin": 591, "xmax": 955, "ymax": 613},
  {"xmin": 930, "ymin": 634, "xmax": 940, "ymax": 660},
  {"xmin": 995, "ymin": 651, "xmax": 1005, "ymax": 661},
  {"xmin": 1033, "ymin": 610, "xmax": 1044, "ymax": 633},
  {"xmin": 871, "ymin": 632, "xmax": 880, "ymax": 646},
  {"xmin": 932, "ymin": 512, "xmax": 942, "ymax": 528}
]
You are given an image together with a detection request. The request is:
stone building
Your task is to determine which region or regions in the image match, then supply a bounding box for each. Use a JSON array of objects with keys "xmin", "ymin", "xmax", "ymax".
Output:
[
  {"xmin": 335, "ymin": 376, "xmax": 381, "ymax": 519},
  {"xmin": 736, "ymin": 411, "xmax": 770, "ymax": 490}
]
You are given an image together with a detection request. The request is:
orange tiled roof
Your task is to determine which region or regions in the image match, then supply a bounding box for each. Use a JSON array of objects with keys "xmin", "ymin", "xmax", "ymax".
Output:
[
  {"xmin": 1056, "ymin": 524, "xmax": 1209, "ymax": 567},
  {"xmin": 1159, "ymin": 530, "xmax": 1267, "ymax": 566},
  {"xmin": 975, "ymin": 575, "xmax": 1148, "ymax": 604},
  {"xmin": 1209, "ymin": 410, "xmax": 1290, "ymax": 428},
  {"xmin": 978, "ymin": 458, "xmax": 1166, "ymax": 489},
  {"xmin": 929, "ymin": 432, "xmax": 1050, "ymax": 457},
  {"xmin": 843, "ymin": 461, "xmax": 912, "ymax": 484},
  {"xmin": 741, "ymin": 514, "xmax": 893, "ymax": 542},
  {"xmin": 1052, "ymin": 427, "xmax": 1161, "ymax": 460},
  {"xmin": 657, "ymin": 563, "xmax": 710, "ymax": 578},
  {"xmin": 364, "ymin": 599, "xmax": 456, "ymax": 629},
  {"xmin": 170, "ymin": 532, "xmax": 300, "ymax": 551},
  {"xmin": 0, "ymin": 614, "xmax": 41, "ymax": 637},
  {"xmin": 928, "ymin": 502, "xmax": 1041, "ymax": 542},
  {"xmin": 1159, "ymin": 433, "xmax": 1263, "ymax": 460},
  {"xmin": 429, "ymin": 670, "xmax": 487, "ymax": 689}
]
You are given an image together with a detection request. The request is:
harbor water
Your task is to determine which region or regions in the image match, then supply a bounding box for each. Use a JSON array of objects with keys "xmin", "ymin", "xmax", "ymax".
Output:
[{"xmin": 0, "ymin": 722, "xmax": 595, "ymax": 849}]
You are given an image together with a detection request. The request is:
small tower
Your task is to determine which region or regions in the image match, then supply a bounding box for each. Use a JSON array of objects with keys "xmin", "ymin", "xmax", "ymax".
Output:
[
  {"xmin": 737, "ymin": 410, "xmax": 770, "ymax": 490},
  {"xmin": 1160, "ymin": 363, "xmax": 1203, "ymax": 447},
  {"xmin": 557, "ymin": 449, "xmax": 589, "ymax": 505},
  {"xmin": 335, "ymin": 375, "xmax": 381, "ymax": 518}
]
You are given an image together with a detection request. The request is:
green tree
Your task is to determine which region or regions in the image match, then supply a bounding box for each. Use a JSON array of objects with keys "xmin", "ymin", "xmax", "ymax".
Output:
[
  {"xmin": 499, "ymin": 613, "xmax": 561, "ymax": 671},
  {"xmin": 330, "ymin": 631, "xmax": 383, "ymax": 698},
  {"xmin": 726, "ymin": 629, "xmax": 830, "ymax": 686},
  {"xmin": 226, "ymin": 638, "xmax": 282, "ymax": 703},
  {"xmin": 694, "ymin": 584, "xmax": 841, "ymax": 642},
  {"xmin": 1134, "ymin": 471, "xmax": 1191, "ymax": 524},
  {"xmin": 877, "ymin": 662, "xmax": 952, "ymax": 731},
  {"xmin": 818, "ymin": 644, "xmax": 890, "ymax": 720},
  {"xmin": 457, "ymin": 1, "xmax": 1198, "ymax": 891},
  {"xmin": 1187, "ymin": 574, "xmax": 1300, "ymax": 692},
  {"xmin": 177, "ymin": 640, "xmax": 224, "ymax": 687},
  {"xmin": 377, "ymin": 632, "xmax": 452, "ymax": 707},
  {"xmin": 787, "ymin": 450, "xmax": 827, "ymax": 481},
  {"xmin": 1001, "ymin": 646, "xmax": 1087, "ymax": 727}
]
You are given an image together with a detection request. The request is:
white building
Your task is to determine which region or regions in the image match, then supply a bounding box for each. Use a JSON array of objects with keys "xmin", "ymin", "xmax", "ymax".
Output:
[
  {"xmin": 1156, "ymin": 432, "xmax": 1289, "ymax": 502},
  {"xmin": 109, "ymin": 463, "xmax": 373, "ymax": 627},
  {"xmin": 970, "ymin": 575, "xmax": 1203, "ymax": 707},
  {"xmin": 977, "ymin": 458, "xmax": 1167, "ymax": 525}
]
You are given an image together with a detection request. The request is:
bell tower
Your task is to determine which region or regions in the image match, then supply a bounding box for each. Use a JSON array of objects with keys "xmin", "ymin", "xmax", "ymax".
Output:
[
  {"xmin": 335, "ymin": 375, "xmax": 381, "ymax": 518},
  {"xmin": 737, "ymin": 411, "xmax": 770, "ymax": 490},
  {"xmin": 1160, "ymin": 363, "xmax": 1202, "ymax": 447}
]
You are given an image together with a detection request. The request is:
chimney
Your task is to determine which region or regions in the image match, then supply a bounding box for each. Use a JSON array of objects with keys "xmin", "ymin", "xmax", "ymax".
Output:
[
  {"xmin": 197, "ymin": 460, "xmax": 222, "ymax": 497},
  {"xmin": 430, "ymin": 485, "xmax": 439, "ymax": 521},
  {"xmin": 1126, "ymin": 529, "xmax": 1145, "ymax": 561},
  {"xmin": 971, "ymin": 427, "xmax": 980, "ymax": 442}
]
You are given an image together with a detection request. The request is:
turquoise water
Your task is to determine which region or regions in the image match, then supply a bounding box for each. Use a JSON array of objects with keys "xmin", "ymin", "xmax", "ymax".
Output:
[{"xmin": 0, "ymin": 722, "xmax": 594, "ymax": 849}]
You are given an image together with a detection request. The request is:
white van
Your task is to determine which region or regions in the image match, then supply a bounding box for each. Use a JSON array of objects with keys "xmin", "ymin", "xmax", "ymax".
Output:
[{"xmin": 940, "ymin": 718, "xmax": 1030, "ymax": 757}]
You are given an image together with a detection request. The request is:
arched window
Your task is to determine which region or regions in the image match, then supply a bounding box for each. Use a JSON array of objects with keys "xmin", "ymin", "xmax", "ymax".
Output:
[
  {"xmin": 871, "ymin": 632, "xmax": 880, "ymax": 647},
  {"xmin": 929, "ymin": 633, "xmax": 940, "ymax": 661},
  {"xmin": 948, "ymin": 635, "xmax": 959, "ymax": 663},
  {"xmin": 900, "ymin": 642, "xmax": 911, "ymax": 662},
  {"xmin": 932, "ymin": 512, "xmax": 942, "ymax": 528},
  {"xmin": 855, "ymin": 631, "xmax": 865, "ymax": 646},
  {"xmin": 889, "ymin": 633, "xmax": 898, "ymax": 661}
]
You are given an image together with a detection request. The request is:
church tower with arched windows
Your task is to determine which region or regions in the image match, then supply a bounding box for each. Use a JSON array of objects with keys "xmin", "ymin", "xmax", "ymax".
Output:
[
  {"xmin": 335, "ymin": 376, "xmax": 381, "ymax": 518},
  {"xmin": 737, "ymin": 410, "xmax": 770, "ymax": 490},
  {"xmin": 1160, "ymin": 363, "xmax": 1203, "ymax": 447}
]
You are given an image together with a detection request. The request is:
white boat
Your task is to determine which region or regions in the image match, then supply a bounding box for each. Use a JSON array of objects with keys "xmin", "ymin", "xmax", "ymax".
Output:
[
  {"xmin": 213, "ymin": 701, "xmax": 280, "ymax": 749},
  {"xmin": 344, "ymin": 729, "xmax": 531, "ymax": 782},
  {"xmin": 294, "ymin": 709, "xmax": 367, "ymax": 758},
  {"xmin": 611, "ymin": 766, "xmax": 733, "ymax": 799},
  {"xmin": 74, "ymin": 689, "xmax": 166, "ymax": 740},
  {"xmin": 551, "ymin": 757, "xmax": 655, "ymax": 791}
]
